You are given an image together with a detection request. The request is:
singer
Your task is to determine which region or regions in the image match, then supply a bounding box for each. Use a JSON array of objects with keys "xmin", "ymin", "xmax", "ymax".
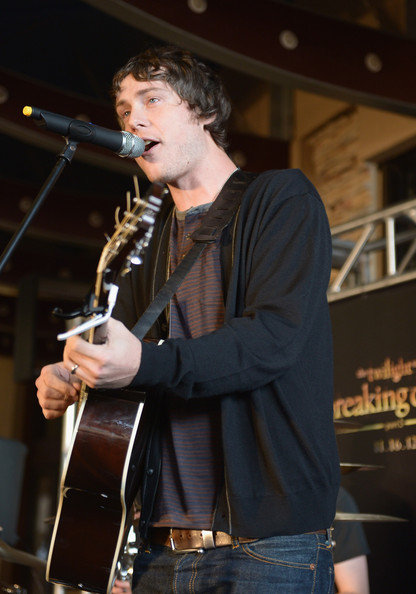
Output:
[{"xmin": 36, "ymin": 46, "xmax": 340, "ymax": 593}]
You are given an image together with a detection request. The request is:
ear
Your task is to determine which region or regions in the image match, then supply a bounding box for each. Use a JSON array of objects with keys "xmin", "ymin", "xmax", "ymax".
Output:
[
  {"xmin": 199, "ymin": 116, "xmax": 216, "ymax": 141},
  {"xmin": 201, "ymin": 113, "xmax": 216, "ymax": 126}
]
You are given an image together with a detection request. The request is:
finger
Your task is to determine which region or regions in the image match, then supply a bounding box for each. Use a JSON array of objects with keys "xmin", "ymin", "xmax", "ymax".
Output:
[
  {"xmin": 35, "ymin": 382, "xmax": 78, "ymax": 411},
  {"xmin": 64, "ymin": 337, "xmax": 106, "ymax": 371},
  {"xmin": 93, "ymin": 320, "xmax": 108, "ymax": 345},
  {"xmin": 36, "ymin": 394, "xmax": 73, "ymax": 420},
  {"xmin": 63, "ymin": 335, "xmax": 91, "ymax": 368},
  {"xmin": 35, "ymin": 364, "xmax": 80, "ymax": 419},
  {"xmin": 64, "ymin": 339, "xmax": 113, "ymax": 388},
  {"xmin": 62, "ymin": 358, "xmax": 103, "ymax": 389},
  {"xmin": 37, "ymin": 364, "xmax": 79, "ymax": 397}
]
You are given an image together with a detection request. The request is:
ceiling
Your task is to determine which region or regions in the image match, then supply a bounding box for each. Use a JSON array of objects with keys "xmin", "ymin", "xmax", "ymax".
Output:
[{"xmin": 1, "ymin": 0, "xmax": 416, "ymax": 370}]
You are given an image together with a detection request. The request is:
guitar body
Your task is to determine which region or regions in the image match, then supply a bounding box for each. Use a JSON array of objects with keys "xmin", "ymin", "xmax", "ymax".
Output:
[{"xmin": 47, "ymin": 389, "xmax": 150, "ymax": 593}]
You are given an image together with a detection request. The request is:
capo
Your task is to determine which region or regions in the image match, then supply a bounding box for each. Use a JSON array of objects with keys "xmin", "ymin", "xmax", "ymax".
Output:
[{"xmin": 56, "ymin": 284, "xmax": 119, "ymax": 341}]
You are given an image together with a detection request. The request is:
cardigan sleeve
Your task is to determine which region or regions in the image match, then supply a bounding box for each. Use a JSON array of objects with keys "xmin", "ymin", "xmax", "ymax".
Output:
[{"xmin": 128, "ymin": 170, "xmax": 333, "ymax": 399}]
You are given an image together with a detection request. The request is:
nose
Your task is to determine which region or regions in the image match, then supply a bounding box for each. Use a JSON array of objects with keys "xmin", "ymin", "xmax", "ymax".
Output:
[{"xmin": 125, "ymin": 105, "xmax": 148, "ymax": 134}]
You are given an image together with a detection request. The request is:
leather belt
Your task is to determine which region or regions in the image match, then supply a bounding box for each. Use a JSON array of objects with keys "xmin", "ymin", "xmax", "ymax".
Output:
[{"xmin": 149, "ymin": 528, "xmax": 257, "ymax": 552}]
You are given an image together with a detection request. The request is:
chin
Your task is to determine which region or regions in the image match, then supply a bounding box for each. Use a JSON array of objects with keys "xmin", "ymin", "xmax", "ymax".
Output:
[
  {"xmin": 146, "ymin": 173, "xmax": 166, "ymax": 185},
  {"xmin": 145, "ymin": 169, "xmax": 171, "ymax": 186}
]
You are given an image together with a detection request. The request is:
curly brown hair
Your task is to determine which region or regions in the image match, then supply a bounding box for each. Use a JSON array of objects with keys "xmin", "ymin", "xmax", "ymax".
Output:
[{"xmin": 111, "ymin": 46, "xmax": 231, "ymax": 150}]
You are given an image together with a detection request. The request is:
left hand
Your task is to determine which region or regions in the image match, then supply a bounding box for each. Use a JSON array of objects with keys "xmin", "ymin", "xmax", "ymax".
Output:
[{"xmin": 63, "ymin": 317, "xmax": 142, "ymax": 390}]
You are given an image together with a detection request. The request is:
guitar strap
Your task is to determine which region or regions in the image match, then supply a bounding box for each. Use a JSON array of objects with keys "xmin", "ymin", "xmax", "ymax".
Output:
[{"xmin": 131, "ymin": 169, "xmax": 257, "ymax": 340}]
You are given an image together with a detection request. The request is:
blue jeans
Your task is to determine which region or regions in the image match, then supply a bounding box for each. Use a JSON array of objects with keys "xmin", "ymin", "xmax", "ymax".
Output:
[{"xmin": 132, "ymin": 532, "xmax": 334, "ymax": 593}]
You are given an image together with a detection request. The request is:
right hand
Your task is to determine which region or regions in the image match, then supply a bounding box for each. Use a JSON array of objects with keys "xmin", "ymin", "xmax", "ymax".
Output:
[
  {"xmin": 111, "ymin": 579, "xmax": 132, "ymax": 594},
  {"xmin": 35, "ymin": 362, "xmax": 81, "ymax": 420}
]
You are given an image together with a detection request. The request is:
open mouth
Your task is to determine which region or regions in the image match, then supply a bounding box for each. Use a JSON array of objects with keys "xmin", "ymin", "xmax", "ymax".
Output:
[{"xmin": 144, "ymin": 140, "xmax": 158, "ymax": 153}]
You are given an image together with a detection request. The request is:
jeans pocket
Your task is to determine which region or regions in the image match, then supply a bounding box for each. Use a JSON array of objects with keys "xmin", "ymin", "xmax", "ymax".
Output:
[
  {"xmin": 241, "ymin": 534, "xmax": 319, "ymax": 569},
  {"xmin": 240, "ymin": 534, "xmax": 334, "ymax": 594}
]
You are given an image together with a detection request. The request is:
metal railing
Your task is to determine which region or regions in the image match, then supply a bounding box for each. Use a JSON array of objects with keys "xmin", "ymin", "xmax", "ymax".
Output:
[{"xmin": 328, "ymin": 198, "xmax": 416, "ymax": 301}]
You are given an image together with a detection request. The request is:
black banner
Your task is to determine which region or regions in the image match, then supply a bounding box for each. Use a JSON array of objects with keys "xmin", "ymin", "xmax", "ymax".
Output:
[{"xmin": 331, "ymin": 280, "xmax": 416, "ymax": 593}]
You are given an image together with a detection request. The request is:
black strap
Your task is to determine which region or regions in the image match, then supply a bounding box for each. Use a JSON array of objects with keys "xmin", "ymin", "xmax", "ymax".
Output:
[{"xmin": 131, "ymin": 170, "xmax": 257, "ymax": 340}]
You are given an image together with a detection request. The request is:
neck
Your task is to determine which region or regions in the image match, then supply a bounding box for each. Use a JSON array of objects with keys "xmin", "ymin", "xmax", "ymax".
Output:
[{"xmin": 167, "ymin": 151, "xmax": 238, "ymax": 212}]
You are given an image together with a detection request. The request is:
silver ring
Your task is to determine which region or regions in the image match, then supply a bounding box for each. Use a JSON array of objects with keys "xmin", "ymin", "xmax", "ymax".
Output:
[{"xmin": 71, "ymin": 363, "xmax": 79, "ymax": 374}]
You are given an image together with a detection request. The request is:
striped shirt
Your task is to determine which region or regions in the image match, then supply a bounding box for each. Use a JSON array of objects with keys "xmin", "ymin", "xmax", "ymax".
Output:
[{"xmin": 151, "ymin": 203, "xmax": 224, "ymax": 528}]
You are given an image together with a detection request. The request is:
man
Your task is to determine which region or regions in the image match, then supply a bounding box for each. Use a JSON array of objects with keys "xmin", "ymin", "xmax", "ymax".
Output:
[{"xmin": 36, "ymin": 46, "xmax": 340, "ymax": 592}]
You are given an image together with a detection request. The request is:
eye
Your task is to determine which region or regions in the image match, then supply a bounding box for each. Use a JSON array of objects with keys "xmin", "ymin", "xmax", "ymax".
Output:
[
  {"xmin": 148, "ymin": 97, "xmax": 160, "ymax": 105},
  {"xmin": 120, "ymin": 110, "xmax": 130, "ymax": 119}
]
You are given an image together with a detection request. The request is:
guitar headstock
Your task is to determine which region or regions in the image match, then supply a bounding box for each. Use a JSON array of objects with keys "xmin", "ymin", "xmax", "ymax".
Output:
[
  {"xmin": 97, "ymin": 181, "xmax": 167, "ymax": 280},
  {"xmin": 55, "ymin": 180, "xmax": 167, "ymax": 340}
]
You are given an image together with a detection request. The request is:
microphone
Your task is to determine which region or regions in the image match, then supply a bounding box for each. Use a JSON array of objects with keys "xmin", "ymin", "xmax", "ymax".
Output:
[{"xmin": 22, "ymin": 105, "xmax": 145, "ymax": 158}]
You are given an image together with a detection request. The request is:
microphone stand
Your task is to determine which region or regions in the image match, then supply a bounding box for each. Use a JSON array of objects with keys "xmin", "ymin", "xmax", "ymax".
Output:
[
  {"xmin": 0, "ymin": 139, "xmax": 83, "ymax": 594},
  {"xmin": 0, "ymin": 138, "xmax": 79, "ymax": 275},
  {"xmin": 1, "ymin": 139, "xmax": 90, "ymax": 594}
]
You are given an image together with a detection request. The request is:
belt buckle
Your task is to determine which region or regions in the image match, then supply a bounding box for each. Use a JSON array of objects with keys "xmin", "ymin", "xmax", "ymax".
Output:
[
  {"xmin": 201, "ymin": 530, "xmax": 215, "ymax": 549},
  {"xmin": 168, "ymin": 529, "xmax": 215, "ymax": 554}
]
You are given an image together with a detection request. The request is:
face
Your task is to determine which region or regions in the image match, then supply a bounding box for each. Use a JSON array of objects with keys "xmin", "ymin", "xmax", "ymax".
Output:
[{"xmin": 115, "ymin": 75, "xmax": 212, "ymax": 187}]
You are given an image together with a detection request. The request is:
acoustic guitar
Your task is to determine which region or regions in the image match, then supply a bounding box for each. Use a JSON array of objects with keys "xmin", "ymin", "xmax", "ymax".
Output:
[{"xmin": 46, "ymin": 181, "xmax": 166, "ymax": 593}]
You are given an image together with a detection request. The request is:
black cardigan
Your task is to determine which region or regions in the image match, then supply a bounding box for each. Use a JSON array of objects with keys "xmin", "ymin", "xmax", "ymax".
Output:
[{"xmin": 113, "ymin": 169, "xmax": 340, "ymax": 538}]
